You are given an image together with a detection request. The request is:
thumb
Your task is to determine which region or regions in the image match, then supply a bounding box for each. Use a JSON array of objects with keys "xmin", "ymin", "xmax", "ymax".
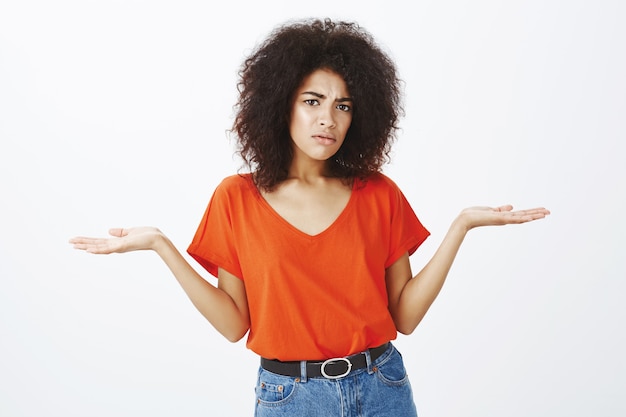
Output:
[
  {"xmin": 494, "ymin": 205, "xmax": 513, "ymax": 212},
  {"xmin": 108, "ymin": 228, "xmax": 128, "ymax": 237}
]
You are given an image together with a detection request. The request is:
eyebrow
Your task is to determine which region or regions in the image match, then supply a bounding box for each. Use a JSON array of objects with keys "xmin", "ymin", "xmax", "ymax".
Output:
[{"xmin": 301, "ymin": 91, "xmax": 353, "ymax": 102}]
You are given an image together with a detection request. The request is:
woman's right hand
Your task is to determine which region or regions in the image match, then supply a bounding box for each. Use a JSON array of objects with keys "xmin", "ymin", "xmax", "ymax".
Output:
[{"xmin": 69, "ymin": 227, "xmax": 164, "ymax": 254}]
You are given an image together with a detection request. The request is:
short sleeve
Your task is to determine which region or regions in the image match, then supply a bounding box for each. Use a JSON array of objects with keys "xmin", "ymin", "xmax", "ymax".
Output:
[
  {"xmin": 187, "ymin": 178, "xmax": 243, "ymax": 279},
  {"xmin": 385, "ymin": 181, "xmax": 430, "ymax": 268}
]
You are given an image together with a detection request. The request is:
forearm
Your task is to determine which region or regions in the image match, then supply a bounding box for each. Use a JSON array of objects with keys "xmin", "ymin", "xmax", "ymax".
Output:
[
  {"xmin": 389, "ymin": 204, "xmax": 549, "ymax": 334},
  {"xmin": 153, "ymin": 235, "xmax": 249, "ymax": 342},
  {"xmin": 395, "ymin": 216, "xmax": 469, "ymax": 334}
]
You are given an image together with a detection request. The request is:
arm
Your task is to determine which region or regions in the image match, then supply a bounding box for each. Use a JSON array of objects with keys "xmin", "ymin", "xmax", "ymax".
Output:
[
  {"xmin": 386, "ymin": 205, "xmax": 550, "ymax": 335},
  {"xmin": 70, "ymin": 227, "xmax": 250, "ymax": 342}
]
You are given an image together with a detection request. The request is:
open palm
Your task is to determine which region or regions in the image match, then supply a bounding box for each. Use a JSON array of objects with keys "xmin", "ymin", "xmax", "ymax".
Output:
[
  {"xmin": 460, "ymin": 205, "xmax": 550, "ymax": 230},
  {"xmin": 70, "ymin": 227, "xmax": 163, "ymax": 254}
]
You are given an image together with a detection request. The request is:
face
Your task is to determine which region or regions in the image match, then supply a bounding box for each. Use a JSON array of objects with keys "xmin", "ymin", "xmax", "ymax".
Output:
[{"xmin": 288, "ymin": 68, "xmax": 353, "ymax": 166}]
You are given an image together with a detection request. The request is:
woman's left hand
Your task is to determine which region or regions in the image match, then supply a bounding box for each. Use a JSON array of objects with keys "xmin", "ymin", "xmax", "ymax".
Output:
[{"xmin": 458, "ymin": 205, "xmax": 550, "ymax": 231}]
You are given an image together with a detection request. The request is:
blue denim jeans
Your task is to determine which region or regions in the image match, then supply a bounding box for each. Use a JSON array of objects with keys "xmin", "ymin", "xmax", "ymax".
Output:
[{"xmin": 254, "ymin": 343, "xmax": 418, "ymax": 417}]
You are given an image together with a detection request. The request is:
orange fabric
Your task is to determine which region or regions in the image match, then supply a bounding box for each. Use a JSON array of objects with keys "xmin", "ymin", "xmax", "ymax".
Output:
[{"xmin": 187, "ymin": 173, "xmax": 429, "ymax": 361}]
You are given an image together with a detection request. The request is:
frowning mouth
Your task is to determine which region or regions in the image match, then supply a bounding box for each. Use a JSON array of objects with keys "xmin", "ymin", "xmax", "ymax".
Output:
[{"xmin": 312, "ymin": 133, "xmax": 336, "ymax": 145}]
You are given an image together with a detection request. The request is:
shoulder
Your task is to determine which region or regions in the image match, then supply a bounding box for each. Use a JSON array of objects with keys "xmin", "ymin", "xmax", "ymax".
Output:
[
  {"xmin": 208, "ymin": 173, "xmax": 258, "ymax": 209},
  {"xmin": 358, "ymin": 172, "xmax": 402, "ymax": 194},
  {"xmin": 218, "ymin": 173, "xmax": 253, "ymax": 188},
  {"xmin": 215, "ymin": 173, "xmax": 255, "ymax": 195}
]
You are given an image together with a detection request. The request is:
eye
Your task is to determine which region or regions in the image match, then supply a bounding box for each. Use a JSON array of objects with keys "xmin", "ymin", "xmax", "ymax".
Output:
[
  {"xmin": 304, "ymin": 99, "xmax": 319, "ymax": 106},
  {"xmin": 336, "ymin": 103, "xmax": 351, "ymax": 112}
]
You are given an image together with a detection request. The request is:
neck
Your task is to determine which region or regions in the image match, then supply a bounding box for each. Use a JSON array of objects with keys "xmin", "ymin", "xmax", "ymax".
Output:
[{"xmin": 287, "ymin": 155, "xmax": 331, "ymax": 183}]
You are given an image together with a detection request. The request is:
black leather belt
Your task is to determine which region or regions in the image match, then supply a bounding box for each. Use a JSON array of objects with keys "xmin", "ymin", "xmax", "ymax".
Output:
[{"xmin": 260, "ymin": 343, "xmax": 389, "ymax": 379}]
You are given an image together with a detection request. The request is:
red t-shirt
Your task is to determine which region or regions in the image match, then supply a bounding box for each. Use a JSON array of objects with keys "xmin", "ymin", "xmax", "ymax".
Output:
[{"xmin": 187, "ymin": 173, "xmax": 429, "ymax": 361}]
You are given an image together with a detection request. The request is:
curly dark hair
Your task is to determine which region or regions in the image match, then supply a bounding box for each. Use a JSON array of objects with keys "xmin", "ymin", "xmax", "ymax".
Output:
[{"xmin": 232, "ymin": 18, "xmax": 404, "ymax": 191}]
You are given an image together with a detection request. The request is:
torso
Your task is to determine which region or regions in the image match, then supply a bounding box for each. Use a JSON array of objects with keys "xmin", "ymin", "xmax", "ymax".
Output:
[{"xmin": 187, "ymin": 172, "xmax": 430, "ymax": 360}]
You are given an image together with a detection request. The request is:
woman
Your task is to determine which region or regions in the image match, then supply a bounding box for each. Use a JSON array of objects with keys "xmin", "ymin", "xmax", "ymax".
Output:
[{"xmin": 70, "ymin": 18, "xmax": 549, "ymax": 416}]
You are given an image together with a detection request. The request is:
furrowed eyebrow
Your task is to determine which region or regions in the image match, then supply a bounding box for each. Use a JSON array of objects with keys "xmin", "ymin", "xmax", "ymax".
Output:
[
  {"xmin": 301, "ymin": 91, "xmax": 353, "ymax": 102},
  {"xmin": 301, "ymin": 91, "xmax": 324, "ymax": 98}
]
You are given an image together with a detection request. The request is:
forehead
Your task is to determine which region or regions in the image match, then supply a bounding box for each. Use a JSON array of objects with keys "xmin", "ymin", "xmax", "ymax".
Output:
[{"xmin": 297, "ymin": 68, "xmax": 349, "ymax": 94}]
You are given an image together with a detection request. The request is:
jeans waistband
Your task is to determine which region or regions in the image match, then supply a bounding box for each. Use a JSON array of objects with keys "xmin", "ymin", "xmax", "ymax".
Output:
[{"xmin": 260, "ymin": 343, "xmax": 389, "ymax": 379}]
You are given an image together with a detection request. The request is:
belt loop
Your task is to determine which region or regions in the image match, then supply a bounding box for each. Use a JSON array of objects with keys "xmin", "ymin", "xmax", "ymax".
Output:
[
  {"xmin": 299, "ymin": 360, "xmax": 308, "ymax": 383},
  {"xmin": 364, "ymin": 348, "xmax": 374, "ymax": 374}
]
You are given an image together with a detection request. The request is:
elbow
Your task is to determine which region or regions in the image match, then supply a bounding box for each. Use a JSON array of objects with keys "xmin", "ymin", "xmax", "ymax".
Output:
[
  {"xmin": 222, "ymin": 323, "xmax": 249, "ymax": 343},
  {"xmin": 396, "ymin": 323, "xmax": 417, "ymax": 336},
  {"xmin": 225, "ymin": 333, "xmax": 245, "ymax": 343},
  {"xmin": 223, "ymin": 326, "xmax": 249, "ymax": 343},
  {"xmin": 397, "ymin": 327, "xmax": 414, "ymax": 336},
  {"xmin": 393, "ymin": 313, "xmax": 423, "ymax": 335}
]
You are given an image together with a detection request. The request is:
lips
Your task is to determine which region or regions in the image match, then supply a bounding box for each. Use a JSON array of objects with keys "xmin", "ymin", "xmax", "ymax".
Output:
[{"xmin": 312, "ymin": 133, "xmax": 336, "ymax": 145}]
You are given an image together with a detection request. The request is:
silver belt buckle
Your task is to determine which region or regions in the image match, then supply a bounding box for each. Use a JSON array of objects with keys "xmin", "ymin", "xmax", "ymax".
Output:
[{"xmin": 320, "ymin": 357, "xmax": 353, "ymax": 379}]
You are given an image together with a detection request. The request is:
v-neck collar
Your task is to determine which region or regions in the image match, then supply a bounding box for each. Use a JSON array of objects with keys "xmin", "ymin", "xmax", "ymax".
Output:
[{"xmin": 246, "ymin": 174, "xmax": 359, "ymax": 239}]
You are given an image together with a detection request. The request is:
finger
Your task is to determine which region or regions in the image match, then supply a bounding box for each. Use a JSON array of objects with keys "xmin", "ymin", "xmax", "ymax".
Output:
[
  {"xmin": 512, "ymin": 208, "xmax": 550, "ymax": 223},
  {"xmin": 70, "ymin": 241, "xmax": 91, "ymax": 250},
  {"xmin": 71, "ymin": 243, "xmax": 101, "ymax": 252},
  {"xmin": 86, "ymin": 245, "xmax": 116, "ymax": 254},
  {"xmin": 528, "ymin": 207, "xmax": 550, "ymax": 215},
  {"xmin": 71, "ymin": 239, "xmax": 106, "ymax": 250},
  {"xmin": 69, "ymin": 236, "xmax": 102, "ymax": 245},
  {"xmin": 512, "ymin": 207, "xmax": 550, "ymax": 217},
  {"xmin": 83, "ymin": 241, "xmax": 118, "ymax": 254}
]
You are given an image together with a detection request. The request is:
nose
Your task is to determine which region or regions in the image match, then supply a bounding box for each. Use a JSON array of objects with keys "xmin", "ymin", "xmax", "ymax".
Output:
[{"xmin": 318, "ymin": 105, "xmax": 336, "ymax": 128}]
